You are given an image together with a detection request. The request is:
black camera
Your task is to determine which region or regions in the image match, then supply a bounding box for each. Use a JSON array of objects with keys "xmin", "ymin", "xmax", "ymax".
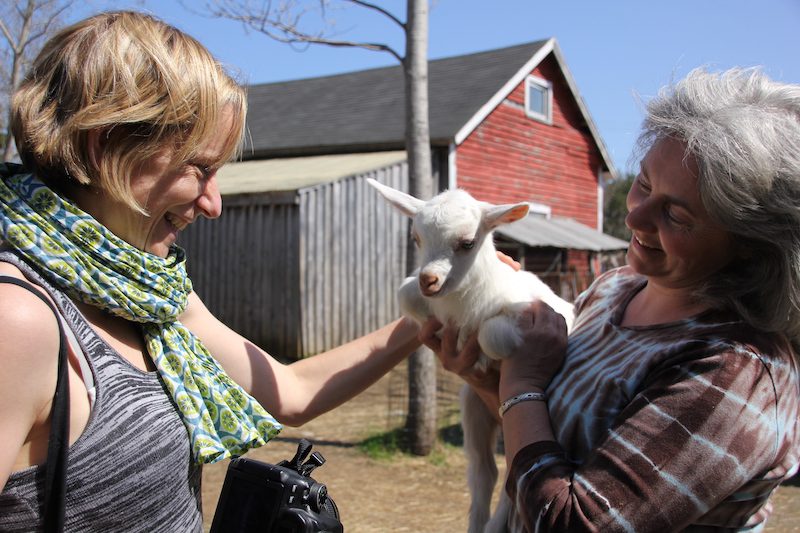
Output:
[{"xmin": 210, "ymin": 439, "xmax": 343, "ymax": 533}]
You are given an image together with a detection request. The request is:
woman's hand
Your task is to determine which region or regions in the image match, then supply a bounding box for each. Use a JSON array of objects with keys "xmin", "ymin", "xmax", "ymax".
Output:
[
  {"xmin": 496, "ymin": 251, "xmax": 521, "ymax": 271},
  {"xmin": 419, "ymin": 317, "xmax": 499, "ymax": 396},
  {"xmin": 499, "ymin": 300, "xmax": 568, "ymax": 398}
]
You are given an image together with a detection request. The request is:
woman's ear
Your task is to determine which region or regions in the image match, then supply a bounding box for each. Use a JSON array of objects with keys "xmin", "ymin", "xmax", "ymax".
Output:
[{"xmin": 86, "ymin": 128, "xmax": 107, "ymax": 172}]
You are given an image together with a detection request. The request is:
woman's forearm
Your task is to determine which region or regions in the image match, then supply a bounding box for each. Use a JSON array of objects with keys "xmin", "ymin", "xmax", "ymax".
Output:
[
  {"xmin": 500, "ymin": 394, "xmax": 557, "ymax": 468},
  {"xmin": 285, "ymin": 317, "xmax": 421, "ymax": 424}
]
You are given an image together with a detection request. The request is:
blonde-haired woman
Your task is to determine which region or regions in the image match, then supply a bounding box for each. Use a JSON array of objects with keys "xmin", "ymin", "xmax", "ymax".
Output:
[{"xmin": 0, "ymin": 11, "xmax": 419, "ymax": 531}]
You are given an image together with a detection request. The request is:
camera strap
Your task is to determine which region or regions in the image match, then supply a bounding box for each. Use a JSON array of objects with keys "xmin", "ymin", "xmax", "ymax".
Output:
[
  {"xmin": 287, "ymin": 439, "xmax": 313, "ymax": 471},
  {"xmin": 0, "ymin": 276, "xmax": 69, "ymax": 533},
  {"xmin": 280, "ymin": 439, "xmax": 326, "ymax": 477}
]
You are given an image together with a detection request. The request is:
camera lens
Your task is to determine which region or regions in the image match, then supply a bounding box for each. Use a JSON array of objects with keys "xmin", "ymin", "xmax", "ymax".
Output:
[{"xmin": 308, "ymin": 483, "xmax": 328, "ymax": 512}]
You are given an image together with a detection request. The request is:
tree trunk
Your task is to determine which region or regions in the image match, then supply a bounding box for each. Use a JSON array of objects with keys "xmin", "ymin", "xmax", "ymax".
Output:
[{"xmin": 402, "ymin": 0, "xmax": 436, "ymax": 456}]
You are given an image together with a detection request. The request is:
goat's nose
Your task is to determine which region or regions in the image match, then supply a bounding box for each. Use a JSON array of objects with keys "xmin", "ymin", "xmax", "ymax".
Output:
[{"xmin": 419, "ymin": 272, "xmax": 440, "ymax": 294}]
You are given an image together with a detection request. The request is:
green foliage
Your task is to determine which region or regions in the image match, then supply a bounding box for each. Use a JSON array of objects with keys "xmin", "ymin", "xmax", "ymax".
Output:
[
  {"xmin": 358, "ymin": 428, "xmax": 407, "ymax": 460},
  {"xmin": 603, "ymin": 174, "xmax": 635, "ymax": 240},
  {"xmin": 357, "ymin": 426, "xmax": 457, "ymax": 466}
]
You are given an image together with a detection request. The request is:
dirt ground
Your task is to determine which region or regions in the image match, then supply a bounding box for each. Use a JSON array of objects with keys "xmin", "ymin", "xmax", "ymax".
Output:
[{"xmin": 201, "ymin": 365, "xmax": 800, "ymax": 532}]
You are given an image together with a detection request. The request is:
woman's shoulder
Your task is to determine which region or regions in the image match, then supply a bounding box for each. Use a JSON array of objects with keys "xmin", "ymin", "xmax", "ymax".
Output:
[
  {"xmin": 0, "ymin": 264, "xmax": 61, "ymax": 452},
  {"xmin": 695, "ymin": 304, "xmax": 796, "ymax": 364},
  {"xmin": 0, "ymin": 263, "xmax": 61, "ymax": 363},
  {"xmin": 574, "ymin": 265, "xmax": 644, "ymax": 313}
]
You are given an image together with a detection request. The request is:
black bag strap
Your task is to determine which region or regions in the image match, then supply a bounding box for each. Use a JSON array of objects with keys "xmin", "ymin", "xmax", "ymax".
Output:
[{"xmin": 0, "ymin": 276, "xmax": 69, "ymax": 533}]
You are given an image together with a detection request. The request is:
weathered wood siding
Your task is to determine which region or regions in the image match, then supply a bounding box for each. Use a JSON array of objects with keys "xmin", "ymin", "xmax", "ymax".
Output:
[
  {"xmin": 456, "ymin": 53, "xmax": 602, "ymax": 229},
  {"xmin": 179, "ymin": 160, "xmax": 410, "ymax": 359},
  {"xmin": 299, "ymin": 162, "xmax": 409, "ymax": 355},
  {"xmin": 180, "ymin": 192, "xmax": 302, "ymax": 358}
]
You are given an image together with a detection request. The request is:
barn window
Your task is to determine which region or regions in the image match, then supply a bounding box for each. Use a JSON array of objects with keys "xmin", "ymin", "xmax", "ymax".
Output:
[{"xmin": 525, "ymin": 75, "xmax": 552, "ymax": 124}]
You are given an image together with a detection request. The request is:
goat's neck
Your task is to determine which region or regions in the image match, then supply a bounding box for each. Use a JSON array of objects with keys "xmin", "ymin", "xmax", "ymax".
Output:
[{"xmin": 432, "ymin": 241, "xmax": 509, "ymax": 328}]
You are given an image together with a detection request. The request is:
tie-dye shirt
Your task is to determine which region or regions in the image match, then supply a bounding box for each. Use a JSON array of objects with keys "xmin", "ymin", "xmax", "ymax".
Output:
[{"xmin": 507, "ymin": 266, "xmax": 800, "ymax": 532}]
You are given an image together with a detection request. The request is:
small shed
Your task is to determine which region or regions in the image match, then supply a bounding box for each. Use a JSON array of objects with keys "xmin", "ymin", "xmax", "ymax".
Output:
[{"xmin": 180, "ymin": 151, "xmax": 413, "ymax": 359}]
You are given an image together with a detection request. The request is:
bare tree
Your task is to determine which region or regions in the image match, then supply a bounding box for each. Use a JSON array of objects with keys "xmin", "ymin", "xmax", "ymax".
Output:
[
  {"xmin": 197, "ymin": 0, "xmax": 438, "ymax": 455},
  {"xmin": 0, "ymin": 0, "xmax": 76, "ymax": 161}
]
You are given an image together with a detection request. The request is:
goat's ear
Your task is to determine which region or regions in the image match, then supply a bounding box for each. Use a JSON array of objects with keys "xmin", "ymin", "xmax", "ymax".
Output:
[
  {"xmin": 483, "ymin": 202, "xmax": 530, "ymax": 229},
  {"xmin": 366, "ymin": 178, "xmax": 425, "ymax": 218}
]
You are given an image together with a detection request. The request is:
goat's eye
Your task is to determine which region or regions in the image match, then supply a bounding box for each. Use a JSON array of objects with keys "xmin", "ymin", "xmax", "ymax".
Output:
[
  {"xmin": 458, "ymin": 239, "xmax": 476, "ymax": 251},
  {"xmin": 412, "ymin": 234, "xmax": 420, "ymax": 247}
]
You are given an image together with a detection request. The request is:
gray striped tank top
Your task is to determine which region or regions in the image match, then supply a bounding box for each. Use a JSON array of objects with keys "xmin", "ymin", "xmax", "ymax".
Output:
[{"xmin": 0, "ymin": 252, "xmax": 203, "ymax": 532}]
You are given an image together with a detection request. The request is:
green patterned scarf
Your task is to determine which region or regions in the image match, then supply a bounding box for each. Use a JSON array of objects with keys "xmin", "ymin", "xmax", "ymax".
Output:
[{"xmin": 0, "ymin": 164, "xmax": 281, "ymax": 464}]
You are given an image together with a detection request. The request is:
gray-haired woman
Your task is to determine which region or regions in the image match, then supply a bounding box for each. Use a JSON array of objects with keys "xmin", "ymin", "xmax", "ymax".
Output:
[{"xmin": 426, "ymin": 68, "xmax": 800, "ymax": 531}]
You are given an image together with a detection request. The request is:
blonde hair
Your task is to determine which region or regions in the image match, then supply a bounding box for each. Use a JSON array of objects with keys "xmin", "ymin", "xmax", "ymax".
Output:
[{"xmin": 11, "ymin": 10, "xmax": 247, "ymax": 213}]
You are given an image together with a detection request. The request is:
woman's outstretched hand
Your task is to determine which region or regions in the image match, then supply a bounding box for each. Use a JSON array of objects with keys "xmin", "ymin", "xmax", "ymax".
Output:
[{"xmin": 419, "ymin": 317, "xmax": 499, "ymax": 396}]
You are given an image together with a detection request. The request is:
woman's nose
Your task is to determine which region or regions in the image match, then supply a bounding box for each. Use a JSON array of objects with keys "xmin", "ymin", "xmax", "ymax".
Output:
[
  {"xmin": 625, "ymin": 198, "xmax": 657, "ymax": 233},
  {"xmin": 625, "ymin": 188, "xmax": 656, "ymax": 233},
  {"xmin": 197, "ymin": 175, "xmax": 222, "ymax": 219}
]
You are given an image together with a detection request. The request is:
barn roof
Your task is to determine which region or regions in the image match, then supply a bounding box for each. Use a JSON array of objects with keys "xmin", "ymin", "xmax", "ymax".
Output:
[
  {"xmin": 497, "ymin": 215, "xmax": 629, "ymax": 252},
  {"xmin": 244, "ymin": 39, "xmax": 615, "ymax": 176},
  {"xmin": 216, "ymin": 151, "xmax": 406, "ymax": 195}
]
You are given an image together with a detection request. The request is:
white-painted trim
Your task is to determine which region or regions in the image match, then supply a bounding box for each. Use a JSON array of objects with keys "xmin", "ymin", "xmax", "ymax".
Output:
[
  {"xmin": 524, "ymin": 75, "xmax": 553, "ymax": 124},
  {"xmin": 528, "ymin": 202, "xmax": 552, "ymax": 219},
  {"xmin": 452, "ymin": 38, "xmax": 618, "ymax": 181},
  {"xmin": 448, "ymin": 143, "xmax": 457, "ymax": 190},
  {"xmin": 454, "ymin": 38, "xmax": 556, "ymax": 146},
  {"xmin": 597, "ymin": 166, "xmax": 605, "ymax": 231}
]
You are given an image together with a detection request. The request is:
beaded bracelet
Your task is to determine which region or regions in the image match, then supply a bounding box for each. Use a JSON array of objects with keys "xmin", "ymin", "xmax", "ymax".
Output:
[{"xmin": 498, "ymin": 391, "xmax": 547, "ymax": 418}]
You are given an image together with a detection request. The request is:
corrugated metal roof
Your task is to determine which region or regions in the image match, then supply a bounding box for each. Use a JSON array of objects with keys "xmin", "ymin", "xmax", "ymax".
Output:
[
  {"xmin": 216, "ymin": 151, "xmax": 407, "ymax": 195},
  {"xmin": 497, "ymin": 215, "xmax": 629, "ymax": 252}
]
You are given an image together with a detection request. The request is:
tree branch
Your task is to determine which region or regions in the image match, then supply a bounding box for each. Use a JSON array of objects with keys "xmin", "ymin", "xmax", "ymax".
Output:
[
  {"xmin": 0, "ymin": 19, "xmax": 14, "ymax": 47},
  {"xmin": 199, "ymin": 0, "xmax": 404, "ymax": 62},
  {"xmin": 20, "ymin": 1, "xmax": 74, "ymax": 50},
  {"xmin": 346, "ymin": 0, "xmax": 404, "ymax": 30}
]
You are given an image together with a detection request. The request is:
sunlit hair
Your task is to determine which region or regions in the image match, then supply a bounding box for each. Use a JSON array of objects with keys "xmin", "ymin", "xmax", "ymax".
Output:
[
  {"xmin": 11, "ymin": 10, "xmax": 247, "ymax": 213},
  {"xmin": 636, "ymin": 68, "xmax": 800, "ymax": 348}
]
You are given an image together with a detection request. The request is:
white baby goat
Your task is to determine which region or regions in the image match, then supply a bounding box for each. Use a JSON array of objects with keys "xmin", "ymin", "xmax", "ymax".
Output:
[{"xmin": 367, "ymin": 178, "xmax": 574, "ymax": 533}]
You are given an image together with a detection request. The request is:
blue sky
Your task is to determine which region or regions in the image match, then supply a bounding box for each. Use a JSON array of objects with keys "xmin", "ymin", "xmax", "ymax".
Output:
[{"xmin": 74, "ymin": 0, "xmax": 799, "ymax": 176}]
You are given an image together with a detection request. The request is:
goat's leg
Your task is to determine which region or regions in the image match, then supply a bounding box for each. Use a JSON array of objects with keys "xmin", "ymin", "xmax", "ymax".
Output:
[
  {"xmin": 477, "ymin": 312, "xmax": 524, "ymax": 361},
  {"xmin": 485, "ymin": 490, "xmax": 513, "ymax": 533},
  {"xmin": 398, "ymin": 274, "xmax": 431, "ymax": 324},
  {"xmin": 461, "ymin": 384, "xmax": 500, "ymax": 533}
]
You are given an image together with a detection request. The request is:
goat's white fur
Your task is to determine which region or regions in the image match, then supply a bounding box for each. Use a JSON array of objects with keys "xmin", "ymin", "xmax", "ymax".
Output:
[{"xmin": 367, "ymin": 178, "xmax": 574, "ymax": 533}]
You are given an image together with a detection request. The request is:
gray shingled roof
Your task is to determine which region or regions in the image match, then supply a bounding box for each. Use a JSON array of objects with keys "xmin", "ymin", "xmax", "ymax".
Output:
[{"xmin": 245, "ymin": 41, "xmax": 550, "ymax": 157}]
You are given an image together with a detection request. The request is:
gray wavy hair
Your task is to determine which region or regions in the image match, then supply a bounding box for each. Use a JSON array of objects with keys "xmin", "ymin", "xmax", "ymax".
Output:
[{"xmin": 636, "ymin": 68, "xmax": 800, "ymax": 348}]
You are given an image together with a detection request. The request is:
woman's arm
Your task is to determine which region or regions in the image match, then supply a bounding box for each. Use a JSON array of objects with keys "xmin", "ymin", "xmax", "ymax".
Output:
[
  {"xmin": 180, "ymin": 292, "xmax": 421, "ymax": 426},
  {"xmin": 497, "ymin": 300, "xmax": 568, "ymax": 464},
  {"xmin": 0, "ymin": 283, "xmax": 60, "ymax": 490},
  {"xmin": 505, "ymin": 350, "xmax": 788, "ymax": 532},
  {"xmin": 423, "ymin": 298, "xmax": 788, "ymax": 531}
]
